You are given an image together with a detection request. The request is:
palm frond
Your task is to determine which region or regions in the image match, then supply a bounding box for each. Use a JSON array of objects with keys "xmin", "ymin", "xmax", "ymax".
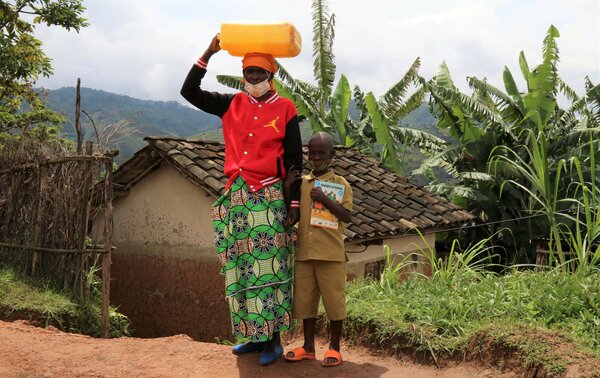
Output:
[
  {"xmin": 459, "ymin": 171, "xmax": 494, "ymax": 181},
  {"xmin": 392, "ymin": 86, "xmax": 428, "ymax": 121},
  {"xmin": 550, "ymin": 127, "xmax": 600, "ymax": 158},
  {"xmin": 331, "ymin": 74, "xmax": 350, "ymax": 144},
  {"xmin": 275, "ymin": 62, "xmax": 299, "ymax": 89},
  {"xmin": 468, "ymin": 76, "xmax": 524, "ymax": 124},
  {"xmin": 426, "ymin": 182, "xmax": 456, "ymax": 197},
  {"xmin": 502, "ymin": 66, "xmax": 524, "ymax": 106},
  {"xmin": 585, "ymin": 76, "xmax": 595, "ymax": 91},
  {"xmin": 434, "ymin": 85, "xmax": 506, "ymax": 132},
  {"xmin": 391, "ymin": 126, "xmax": 447, "ymax": 153},
  {"xmin": 450, "ymin": 185, "xmax": 488, "ymax": 201},
  {"xmin": 566, "ymin": 93, "xmax": 590, "ymax": 115},
  {"xmin": 427, "ymin": 84, "xmax": 462, "ymax": 130},
  {"xmin": 365, "ymin": 91, "xmax": 402, "ymax": 172},
  {"xmin": 312, "ymin": 0, "xmax": 336, "ymax": 98},
  {"xmin": 584, "ymin": 80, "xmax": 600, "ymax": 125},
  {"xmin": 541, "ymin": 25, "xmax": 560, "ymax": 85},
  {"xmin": 419, "ymin": 150, "xmax": 461, "ymax": 180},
  {"xmin": 275, "ymin": 81, "xmax": 314, "ymax": 116},
  {"xmin": 352, "ymin": 85, "xmax": 369, "ymax": 117},
  {"xmin": 518, "ymin": 51, "xmax": 530, "ymax": 89},
  {"xmin": 557, "ymin": 76, "xmax": 580, "ymax": 103},
  {"xmin": 380, "ymin": 57, "xmax": 421, "ymax": 117},
  {"xmin": 296, "ymin": 80, "xmax": 320, "ymax": 100},
  {"xmin": 555, "ymin": 107, "xmax": 580, "ymax": 131},
  {"xmin": 216, "ymin": 75, "xmax": 244, "ymax": 91}
]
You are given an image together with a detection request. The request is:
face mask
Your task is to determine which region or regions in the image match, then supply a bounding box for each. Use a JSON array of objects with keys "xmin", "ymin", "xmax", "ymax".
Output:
[
  {"xmin": 244, "ymin": 78, "xmax": 271, "ymax": 98},
  {"xmin": 308, "ymin": 159, "xmax": 331, "ymax": 173}
]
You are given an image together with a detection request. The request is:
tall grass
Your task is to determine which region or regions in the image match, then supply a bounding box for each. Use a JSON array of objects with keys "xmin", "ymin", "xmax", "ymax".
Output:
[
  {"xmin": 345, "ymin": 246, "xmax": 600, "ymax": 358},
  {"xmin": 490, "ymin": 129, "xmax": 568, "ymax": 267},
  {"xmin": 490, "ymin": 130, "xmax": 600, "ymax": 271},
  {"xmin": 561, "ymin": 137, "xmax": 600, "ymax": 270},
  {"xmin": 412, "ymin": 229, "xmax": 500, "ymax": 282}
]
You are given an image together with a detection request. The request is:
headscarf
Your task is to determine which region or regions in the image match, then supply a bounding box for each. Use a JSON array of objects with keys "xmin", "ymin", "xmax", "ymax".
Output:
[
  {"xmin": 242, "ymin": 52, "xmax": 277, "ymax": 91},
  {"xmin": 242, "ymin": 52, "xmax": 278, "ymax": 73}
]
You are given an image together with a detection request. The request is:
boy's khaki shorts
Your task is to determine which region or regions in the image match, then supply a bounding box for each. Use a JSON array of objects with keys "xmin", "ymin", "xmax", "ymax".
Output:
[{"xmin": 293, "ymin": 260, "xmax": 346, "ymax": 321}]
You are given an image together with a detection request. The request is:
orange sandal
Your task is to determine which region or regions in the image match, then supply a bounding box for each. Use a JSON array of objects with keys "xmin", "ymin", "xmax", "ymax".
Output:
[
  {"xmin": 322, "ymin": 349, "xmax": 342, "ymax": 367},
  {"xmin": 284, "ymin": 346, "xmax": 317, "ymax": 362}
]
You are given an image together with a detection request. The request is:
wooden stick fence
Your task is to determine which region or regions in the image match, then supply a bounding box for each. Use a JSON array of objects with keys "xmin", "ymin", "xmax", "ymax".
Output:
[{"xmin": 0, "ymin": 146, "xmax": 115, "ymax": 338}]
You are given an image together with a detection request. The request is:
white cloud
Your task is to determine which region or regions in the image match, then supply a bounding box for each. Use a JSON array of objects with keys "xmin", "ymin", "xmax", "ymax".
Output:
[{"xmin": 34, "ymin": 0, "xmax": 599, "ymax": 103}]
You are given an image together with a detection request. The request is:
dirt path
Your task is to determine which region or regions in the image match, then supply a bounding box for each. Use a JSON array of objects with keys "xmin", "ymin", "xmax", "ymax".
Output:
[{"xmin": 0, "ymin": 320, "xmax": 515, "ymax": 378}]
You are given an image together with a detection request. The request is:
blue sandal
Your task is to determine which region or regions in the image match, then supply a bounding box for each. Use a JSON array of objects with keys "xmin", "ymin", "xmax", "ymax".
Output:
[
  {"xmin": 259, "ymin": 345, "xmax": 283, "ymax": 366},
  {"xmin": 232, "ymin": 341, "xmax": 264, "ymax": 355}
]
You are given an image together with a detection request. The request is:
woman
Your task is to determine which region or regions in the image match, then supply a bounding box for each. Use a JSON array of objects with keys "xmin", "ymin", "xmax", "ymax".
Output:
[{"xmin": 180, "ymin": 34, "xmax": 302, "ymax": 366}]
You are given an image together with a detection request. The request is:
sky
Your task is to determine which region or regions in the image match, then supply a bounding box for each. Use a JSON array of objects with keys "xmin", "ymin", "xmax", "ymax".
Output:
[{"xmin": 35, "ymin": 0, "xmax": 600, "ymax": 104}]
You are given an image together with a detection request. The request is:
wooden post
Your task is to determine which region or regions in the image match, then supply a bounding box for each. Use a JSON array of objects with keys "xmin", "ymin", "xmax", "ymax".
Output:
[
  {"xmin": 101, "ymin": 158, "xmax": 114, "ymax": 338},
  {"xmin": 75, "ymin": 78, "xmax": 83, "ymax": 154},
  {"xmin": 75, "ymin": 141, "xmax": 94, "ymax": 298},
  {"xmin": 31, "ymin": 166, "xmax": 47, "ymax": 276}
]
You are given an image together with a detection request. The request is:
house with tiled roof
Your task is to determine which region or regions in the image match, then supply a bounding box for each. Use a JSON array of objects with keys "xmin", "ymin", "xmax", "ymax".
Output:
[{"xmin": 92, "ymin": 136, "xmax": 473, "ymax": 342}]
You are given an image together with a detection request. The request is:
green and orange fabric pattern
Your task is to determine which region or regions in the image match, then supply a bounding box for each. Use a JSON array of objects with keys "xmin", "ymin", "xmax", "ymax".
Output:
[{"xmin": 211, "ymin": 176, "xmax": 293, "ymax": 342}]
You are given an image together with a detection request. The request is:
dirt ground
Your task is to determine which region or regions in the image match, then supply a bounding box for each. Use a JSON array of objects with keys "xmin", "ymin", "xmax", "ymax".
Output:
[{"xmin": 0, "ymin": 320, "xmax": 518, "ymax": 378}]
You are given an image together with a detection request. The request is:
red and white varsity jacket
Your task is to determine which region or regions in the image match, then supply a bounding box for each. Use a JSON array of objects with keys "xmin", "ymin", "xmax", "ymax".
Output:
[{"xmin": 180, "ymin": 59, "xmax": 302, "ymax": 207}]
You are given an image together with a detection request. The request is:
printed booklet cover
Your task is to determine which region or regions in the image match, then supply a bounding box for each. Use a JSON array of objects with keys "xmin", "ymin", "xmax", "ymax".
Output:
[{"xmin": 310, "ymin": 180, "xmax": 345, "ymax": 229}]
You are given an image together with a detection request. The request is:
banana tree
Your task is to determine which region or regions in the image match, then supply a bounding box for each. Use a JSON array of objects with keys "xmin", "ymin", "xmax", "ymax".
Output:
[
  {"xmin": 553, "ymin": 77, "xmax": 600, "ymax": 158},
  {"xmin": 350, "ymin": 58, "xmax": 445, "ymax": 174},
  {"xmin": 418, "ymin": 25, "xmax": 596, "ymax": 263},
  {"xmin": 416, "ymin": 63, "xmax": 498, "ymax": 207}
]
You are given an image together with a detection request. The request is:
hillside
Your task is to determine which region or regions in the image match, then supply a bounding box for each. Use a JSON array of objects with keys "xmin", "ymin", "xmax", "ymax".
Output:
[
  {"xmin": 45, "ymin": 88, "xmax": 443, "ymax": 172},
  {"xmin": 196, "ymin": 101, "xmax": 440, "ymax": 143},
  {"xmin": 45, "ymin": 87, "xmax": 222, "ymax": 162}
]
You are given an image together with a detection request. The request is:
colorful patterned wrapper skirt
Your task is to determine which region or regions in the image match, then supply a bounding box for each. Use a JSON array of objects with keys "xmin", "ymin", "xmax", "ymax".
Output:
[{"xmin": 211, "ymin": 176, "xmax": 293, "ymax": 342}]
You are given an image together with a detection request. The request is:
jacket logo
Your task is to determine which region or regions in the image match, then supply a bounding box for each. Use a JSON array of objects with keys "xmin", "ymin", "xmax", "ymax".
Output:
[{"xmin": 263, "ymin": 116, "xmax": 280, "ymax": 133}]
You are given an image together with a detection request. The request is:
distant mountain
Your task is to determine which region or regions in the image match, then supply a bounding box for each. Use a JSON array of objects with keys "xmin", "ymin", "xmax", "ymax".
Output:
[
  {"xmin": 45, "ymin": 88, "xmax": 445, "ymax": 176},
  {"xmin": 45, "ymin": 87, "xmax": 221, "ymax": 162},
  {"xmin": 196, "ymin": 101, "xmax": 440, "ymax": 142}
]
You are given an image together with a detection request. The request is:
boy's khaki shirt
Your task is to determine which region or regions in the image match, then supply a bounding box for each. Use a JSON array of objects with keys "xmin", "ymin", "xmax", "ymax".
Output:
[{"xmin": 296, "ymin": 170, "xmax": 353, "ymax": 262}]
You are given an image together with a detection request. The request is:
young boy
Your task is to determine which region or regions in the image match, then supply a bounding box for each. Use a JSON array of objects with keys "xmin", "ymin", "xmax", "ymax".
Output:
[{"xmin": 284, "ymin": 132, "xmax": 353, "ymax": 367}]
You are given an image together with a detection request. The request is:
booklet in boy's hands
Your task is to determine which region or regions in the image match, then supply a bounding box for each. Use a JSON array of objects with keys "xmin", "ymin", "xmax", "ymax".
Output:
[{"xmin": 310, "ymin": 180, "xmax": 345, "ymax": 229}]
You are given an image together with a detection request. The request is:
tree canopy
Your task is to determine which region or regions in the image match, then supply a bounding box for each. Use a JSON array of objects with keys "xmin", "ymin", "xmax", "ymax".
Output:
[{"xmin": 0, "ymin": 0, "xmax": 87, "ymax": 134}]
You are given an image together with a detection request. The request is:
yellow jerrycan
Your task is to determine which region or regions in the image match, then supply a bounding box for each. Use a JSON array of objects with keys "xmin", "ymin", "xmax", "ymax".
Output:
[{"xmin": 219, "ymin": 22, "xmax": 302, "ymax": 57}]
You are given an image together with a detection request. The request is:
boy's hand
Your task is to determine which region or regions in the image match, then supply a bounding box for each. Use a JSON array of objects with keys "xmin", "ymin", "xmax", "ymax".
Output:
[
  {"xmin": 310, "ymin": 187, "xmax": 329, "ymax": 203},
  {"xmin": 287, "ymin": 207, "xmax": 300, "ymax": 226}
]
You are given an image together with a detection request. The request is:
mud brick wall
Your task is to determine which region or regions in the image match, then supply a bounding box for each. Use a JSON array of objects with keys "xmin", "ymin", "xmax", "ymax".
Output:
[{"xmin": 110, "ymin": 253, "xmax": 231, "ymax": 342}]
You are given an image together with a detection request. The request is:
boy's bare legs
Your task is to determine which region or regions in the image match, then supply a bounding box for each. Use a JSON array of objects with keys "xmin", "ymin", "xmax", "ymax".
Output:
[
  {"xmin": 302, "ymin": 318, "xmax": 317, "ymax": 353},
  {"xmin": 285, "ymin": 318, "xmax": 317, "ymax": 359},
  {"xmin": 325, "ymin": 319, "xmax": 343, "ymax": 363},
  {"xmin": 329, "ymin": 320, "xmax": 343, "ymax": 351},
  {"xmin": 296, "ymin": 318, "xmax": 342, "ymax": 360}
]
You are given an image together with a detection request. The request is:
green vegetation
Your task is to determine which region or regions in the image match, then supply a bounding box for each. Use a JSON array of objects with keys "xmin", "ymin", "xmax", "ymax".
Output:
[
  {"xmin": 0, "ymin": 266, "xmax": 131, "ymax": 338},
  {"xmin": 419, "ymin": 25, "xmax": 600, "ymax": 264},
  {"xmin": 0, "ymin": 266, "xmax": 77, "ymax": 320},
  {"xmin": 343, "ymin": 249, "xmax": 600, "ymax": 372}
]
